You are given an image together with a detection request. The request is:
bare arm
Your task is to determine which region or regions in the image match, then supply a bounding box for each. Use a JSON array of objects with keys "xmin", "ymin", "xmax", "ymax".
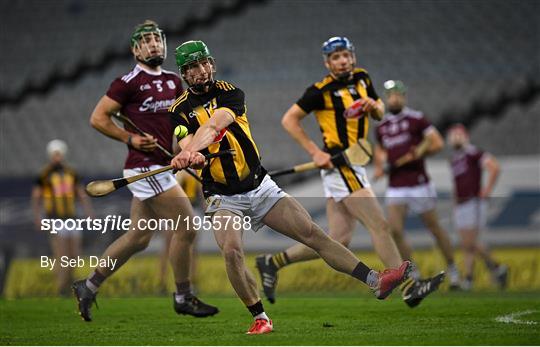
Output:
[
  {"xmin": 90, "ymin": 95, "xmax": 156, "ymax": 151},
  {"xmin": 344, "ymin": 98, "xmax": 385, "ymax": 122},
  {"xmin": 171, "ymin": 110, "xmax": 234, "ymax": 170},
  {"xmin": 394, "ymin": 127, "xmax": 445, "ymax": 167},
  {"xmin": 366, "ymin": 99, "xmax": 385, "ymax": 121},
  {"xmin": 76, "ymin": 185, "xmax": 94, "ymax": 218},
  {"xmin": 90, "ymin": 95, "xmax": 129, "ymax": 143},
  {"xmin": 172, "ymin": 133, "xmax": 181, "ymax": 154},
  {"xmin": 282, "ymin": 104, "xmax": 332, "ymax": 169},
  {"xmin": 177, "ymin": 133, "xmax": 193, "ymax": 151},
  {"xmin": 414, "ymin": 127, "xmax": 445, "ymax": 159},
  {"xmin": 184, "ymin": 109, "xmax": 234, "ymax": 152},
  {"xmin": 480, "ymin": 154, "xmax": 500, "ymax": 198},
  {"xmin": 373, "ymin": 144, "xmax": 387, "ymax": 181},
  {"xmin": 422, "ymin": 127, "xmax": 444, "ymax": 156},
  {"xmin": 31, "ymin": 186, "xmax": 42, "ymax": 230}
]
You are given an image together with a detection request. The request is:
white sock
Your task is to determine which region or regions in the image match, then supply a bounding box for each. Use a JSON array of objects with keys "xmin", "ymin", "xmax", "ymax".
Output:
[
  {"xmin": 254, "ymin": 312, "xmax": 270, "ymax": 321},
  {"xmin": 448, "ymin": 264, "xmax": 460, "ymax": 283},
  {"xmin": 85, "ymin": 279, "xmax": 99, "ymax": 293},
  {"xmin": 410, "ymin": 262, "xmax": 421, "ymax": 281},
  {"xmin": 366, "ymin": 270, "xmax": 379, "ymax": 288},
  {"xmin": 175, "ymin": 293, "xmax": 186, "ymax": 304}
]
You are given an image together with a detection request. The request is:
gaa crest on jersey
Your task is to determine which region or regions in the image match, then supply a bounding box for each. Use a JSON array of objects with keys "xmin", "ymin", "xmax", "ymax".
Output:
[{"xmin": 140, "ymin": 83, "xmax": 151, "ymax": 91}]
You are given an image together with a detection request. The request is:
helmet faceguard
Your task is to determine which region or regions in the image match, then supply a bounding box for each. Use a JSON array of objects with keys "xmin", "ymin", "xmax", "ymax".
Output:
[
  {"xmin": 131, "ymin": 21, "xmax": 167, "ymax": 67},
  {"xmin": 176, "ymin": 40, "xmax": 216, "ymax": 92},
  {"xmin": 322, "ymin": 36, "xmax": 356, "ymax": 81}
]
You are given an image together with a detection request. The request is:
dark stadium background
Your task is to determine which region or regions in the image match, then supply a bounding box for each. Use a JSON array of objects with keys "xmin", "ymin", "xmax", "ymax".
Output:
[{"xmin": 0, "ymin": 0, "xmax": 538, "ymax": 299}]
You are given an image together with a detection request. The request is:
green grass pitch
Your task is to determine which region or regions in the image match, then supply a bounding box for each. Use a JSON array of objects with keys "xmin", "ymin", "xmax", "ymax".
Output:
[{"xmin": 1, "ymin": 292, "xmax": 539, "ymax": 345}]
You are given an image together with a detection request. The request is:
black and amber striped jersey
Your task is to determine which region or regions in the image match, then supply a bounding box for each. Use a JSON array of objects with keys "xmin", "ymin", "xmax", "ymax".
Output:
[
  {"xmin": 296, "ymin": 68, "xmax": 380, "ymax": 154},
  {"xmin": 36, "ymin": 163, "xmax": 79, "ymax": 219},
  {"xmin": 168, "ymin": 80, "xmax": 266, "ymax": 197}
]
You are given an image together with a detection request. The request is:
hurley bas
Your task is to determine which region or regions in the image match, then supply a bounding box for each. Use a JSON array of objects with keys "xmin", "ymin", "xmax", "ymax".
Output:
[{"xmin": 40, "ymin": 256, "xmax": 117, "ymax": 271}]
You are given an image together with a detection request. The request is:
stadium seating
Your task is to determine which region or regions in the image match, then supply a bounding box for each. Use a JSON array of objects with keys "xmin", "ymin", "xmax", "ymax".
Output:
[
  {"xmin": 0, "ymin": 0, "xmax": 537, "ymax": 176},
  {"xmin": 469, "ymin": 97, "xmax": 540, "ymax": 156}
]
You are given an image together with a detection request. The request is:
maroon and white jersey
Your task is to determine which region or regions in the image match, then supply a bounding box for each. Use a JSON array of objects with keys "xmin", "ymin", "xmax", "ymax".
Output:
[
  {"xmin": 450, "ymin": 145, "xmax": 487, "ymax": 204},
  {"xmin": 376, "ymin": 107, "xmax": 434, "ymax": 187},
  {"xmin": 106, "ymin": 64, "xmax": 183, "ymax": 169}
]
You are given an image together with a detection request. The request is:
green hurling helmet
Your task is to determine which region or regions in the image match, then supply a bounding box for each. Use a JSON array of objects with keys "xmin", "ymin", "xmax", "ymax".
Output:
[
  {"xmin": 176, "ymin": 40, "xmax": 216, "ymax": 92},
  {"xmin": 383, "ymin": 80, "xmax": 407, "ymax": 94},
  {"xmin": 175, "ymin": 40, "xmax": 214, "ymax": 72},
  {"xmin": 130, "ymin": 20, "xmax": 166, "ymax": 67}
]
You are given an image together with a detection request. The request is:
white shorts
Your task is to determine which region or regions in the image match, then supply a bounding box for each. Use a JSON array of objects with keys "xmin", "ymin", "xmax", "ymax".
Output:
[
  {"xmin": 386, "ymin": 182, "xmax": 437, "ymax": 215},
  {"xmin": 204, "ymin": 175, "xmax": 288, "ymax": 231},
  {"xmin": 454, "ymin": 198, "xmax": 487, "ymax": 230},
  {"xmin": 123, "ymin": 165, "xmax": 178, "ymax": 201},
  {"xmin": 321, "ymin": 165, "xmax": 371, "ymax": 202}
]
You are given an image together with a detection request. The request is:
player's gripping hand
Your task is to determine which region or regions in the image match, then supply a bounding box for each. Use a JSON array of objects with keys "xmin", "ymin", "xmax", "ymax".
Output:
[
  {"xmin": 312, "ymin": 150, "xmax": 333, "ymax": 169},
  {"xmin": 344, "ymin": 98, "xmax": 366, "ymax": 119},
  {"xmin": 130, "ymin": 133, "xmax": 158, "ymax": 152},
  {"xmin": 171, "ymin": 150, "xmax": 193, "ymax": 170},
  {"xmin": 361, "ymin": 97, "xmax": 378, "ymax": 113},
  {"xmin": 189, "ymin": 152, "xmax": 206, "ymax": 170},
  {"xmin": 343, "ymin": 97, "xmax": 377, "ymax": 119}
]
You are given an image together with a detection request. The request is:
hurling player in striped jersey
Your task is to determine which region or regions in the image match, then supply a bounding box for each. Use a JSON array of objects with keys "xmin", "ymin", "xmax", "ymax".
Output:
[
  {"xmin": 72, "ymin": 20, "xmax": 218, "ymax": 322},
  {"xmin": 170, "ymin": 40, "xmax": 412, "ymax": 335},
  {"xmin": 256, "ymin": 38, "xmax": 444, "ymax": 309}
]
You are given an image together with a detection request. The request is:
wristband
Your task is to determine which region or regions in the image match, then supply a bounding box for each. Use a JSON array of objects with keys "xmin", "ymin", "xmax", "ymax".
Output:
[{"xmin": 126, "ymin": 134, "xmax": 133, "ymax": 147}]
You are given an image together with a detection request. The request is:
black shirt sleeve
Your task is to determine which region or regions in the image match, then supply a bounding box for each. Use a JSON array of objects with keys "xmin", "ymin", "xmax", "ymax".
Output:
[
  {"xmin": 169, "ymin": 109, "xmax": 193, "ymax": 142},
  {"xmin": 364, "ymin": 73, "xmax": 379, "ymax": 100},
  {"xmin": 169, "ymin": 110, "xmax": 189, "ymax": 128},
  {"xmin": 296, "ymin": 86, "xmax": 324, "ymax": 113},
  {"xmin": 217, "ymin": 88, "xmax": 246, "ymax": 117}
]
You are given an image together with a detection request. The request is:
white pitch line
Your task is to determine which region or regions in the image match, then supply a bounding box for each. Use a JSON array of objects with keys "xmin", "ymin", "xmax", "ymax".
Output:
[{"xmin": 495, "ymin": 310, "xmax": 538, "ymax": 325}]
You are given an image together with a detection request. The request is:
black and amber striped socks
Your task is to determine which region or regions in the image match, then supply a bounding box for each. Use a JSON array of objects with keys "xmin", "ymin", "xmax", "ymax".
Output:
[{"xmin": 271, "ymin": 252, "xmax": 291, "ymax": 269}]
